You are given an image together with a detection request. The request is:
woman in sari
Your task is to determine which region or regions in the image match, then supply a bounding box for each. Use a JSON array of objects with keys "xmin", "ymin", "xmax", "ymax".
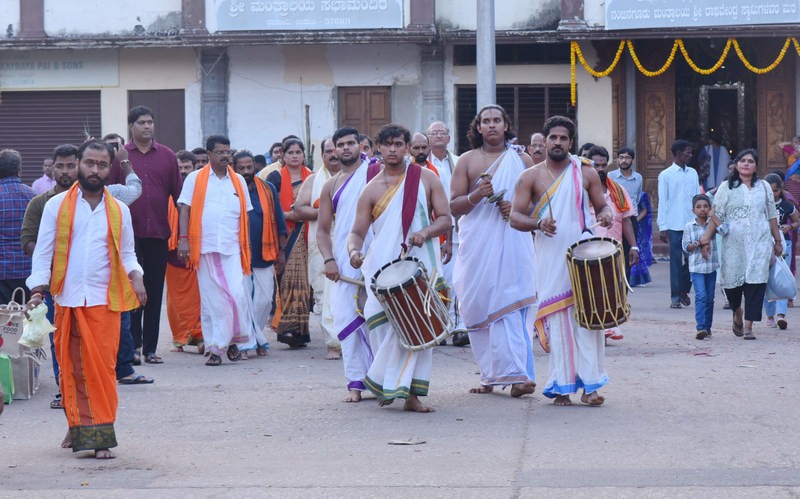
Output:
[
  {"xmin": 267, "ymin": 138, "xmax": 312, "ymax": 348},
  {"xmin": 630, "ymin": 191, "xmax": 653, "ymax": 286}
]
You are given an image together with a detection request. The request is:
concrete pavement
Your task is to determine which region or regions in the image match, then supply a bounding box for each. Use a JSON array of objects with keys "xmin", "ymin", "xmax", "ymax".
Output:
[{"xmin": 1, "ymin": 261, "xmax": 799, "ymax": 497}]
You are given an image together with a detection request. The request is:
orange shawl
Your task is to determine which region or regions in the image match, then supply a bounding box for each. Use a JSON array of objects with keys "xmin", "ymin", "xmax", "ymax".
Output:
[
  {"xmin": 605, "ymin": 176, "xmax": 631, "ymax": 213},
  {"xmin": 51, "ymin": 184, "xmax": 139, "ymax": 312},
  {"xmin": 254, "ymin": 178, "xmax": 279, "ymax": 262},
  {"xmin": 279, "ymin": 165, "xmax": 311, "ymax": 234},
  {"xmin": 187, "ymin": 165, "xmax": 251, "ymax": 275},
  {"xmin": 168, "ymin": 196, "xmax": 179, "ymax": 251}
]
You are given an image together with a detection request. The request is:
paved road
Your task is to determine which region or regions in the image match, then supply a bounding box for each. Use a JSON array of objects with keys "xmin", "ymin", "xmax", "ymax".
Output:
[{"xmin": 1, "ymin": 261, "xmax": 799, "ymax": 497}]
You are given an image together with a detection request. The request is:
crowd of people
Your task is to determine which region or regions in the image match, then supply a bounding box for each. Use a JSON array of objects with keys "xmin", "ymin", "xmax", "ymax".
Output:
[{"xmin": 0, "ymin": 103, "xmax": 795, "ymax": 459}]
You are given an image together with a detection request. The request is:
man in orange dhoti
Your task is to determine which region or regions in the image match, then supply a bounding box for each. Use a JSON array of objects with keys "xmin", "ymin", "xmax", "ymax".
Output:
[
  {"xmin": 27, "ymin": 139, "xmax": 146, "ymax": 459},
  {"xmin": 167, "ymin": 150, "xmax": 203, "ymax": 353}
]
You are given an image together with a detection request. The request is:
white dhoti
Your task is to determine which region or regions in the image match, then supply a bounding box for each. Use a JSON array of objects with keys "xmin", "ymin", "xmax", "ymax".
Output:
[
  {"xmin": 454, "ymin": 150, "xmax": 538, "ymax": 387},
  {"xmin": 241, "ymin": 265, "xmax": 276, "ymax": 350},
  {"xmin": 332, "ymin": 160, "xmax": 373, "ymax": 390},
  {"xmin": 362, "ymin": 168, "xmax": 441, "ymax": 401},
  {"xmin": 440, "ymin": 240, "xmax": 466, "ymax": 332},
  {"xmin": 308, "ymin": 167, "xmax": 338, "ymax": 348},
  {"xmin": 196, "ymin": 252, "xmax": 250, "ymax": 355},
  {"xmin": 532, "ymin": 156, "xmax": 608, "ymax": 398}
]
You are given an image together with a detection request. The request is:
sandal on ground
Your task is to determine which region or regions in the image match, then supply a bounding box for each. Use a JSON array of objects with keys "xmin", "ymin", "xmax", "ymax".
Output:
[
  {"xmin": 118, "ymin": 374, "xmax": 154, "ymax": 385},
  {"xmin": 145, "ymin": 353, "xmax": 164, "ymax": 364},
  {"xmin": 132, "ymin": 350, "xmax": 142, "ymax": 366},
  {"xmin": 777, "ymin": 317, "xmax": 788, "ymax": 330},
  {"xmin": 205, "ymin": 353, "xmax": 222, "ymax": 366},
  {"xmin": 50, "ymin": 396, "xmax": 63, "ymax": 409},
  {"xmin": 226, "ymin": 344, "xmax": 242, "ymax": 362},
  {"xmin": 732, "ymin": 319, "xmax": 744, "ymax": 337},
  {"xmin": 743, "ymin": 330, "xmax": 756, "ymax": 340}
]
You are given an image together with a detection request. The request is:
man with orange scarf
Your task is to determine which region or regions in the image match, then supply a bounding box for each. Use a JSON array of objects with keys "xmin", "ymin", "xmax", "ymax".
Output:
[
  {"xmin": 587, "ymin": 146, "xmax": 639, "ymax": 341},
  {"xmin": 26, "ymin": 139, "xmax": 146, "ymax": 459},
  {"xmin": 176, "ymin": 135, "xmax": 253, "ymax": 366},
  {"xmin": 166, "ymin": 150, "xmax": 203, "ymax": 354}
]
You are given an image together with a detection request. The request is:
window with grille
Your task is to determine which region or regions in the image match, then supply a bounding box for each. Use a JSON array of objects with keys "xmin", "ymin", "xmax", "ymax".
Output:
[{"xmin": 455, "ymin": 85, "xmax": 576, "ymax": 154}]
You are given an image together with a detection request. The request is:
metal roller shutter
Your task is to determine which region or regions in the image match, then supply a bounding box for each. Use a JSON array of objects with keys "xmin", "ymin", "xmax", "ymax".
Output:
[{"xmin": 0, "ymin": 90, "xmax": 101, "ymax": 186}]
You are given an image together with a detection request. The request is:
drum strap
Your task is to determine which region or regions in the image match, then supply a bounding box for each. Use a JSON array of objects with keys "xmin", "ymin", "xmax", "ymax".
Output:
[{"xmin": 400, "ymin": 162, "xmax": 423, "ymax": 255}]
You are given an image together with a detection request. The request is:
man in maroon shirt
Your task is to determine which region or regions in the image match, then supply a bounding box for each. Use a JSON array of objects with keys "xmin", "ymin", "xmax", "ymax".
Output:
[{"xmin": 125, "ymin": 106, "xmax": 183, "ymax": 364}]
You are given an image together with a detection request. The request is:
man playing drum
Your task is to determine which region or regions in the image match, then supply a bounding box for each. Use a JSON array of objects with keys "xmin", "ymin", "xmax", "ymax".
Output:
[
  {"xmin": 510, "ymin": 115, "xmax": 613, "ymax": 406},
  {"xmin": 348, "ymin": 124, "xmax": 452, "ymax": 412},
  {"xmin": 450, "ymin": 104, "xmax": 538, "ymax": 397}
]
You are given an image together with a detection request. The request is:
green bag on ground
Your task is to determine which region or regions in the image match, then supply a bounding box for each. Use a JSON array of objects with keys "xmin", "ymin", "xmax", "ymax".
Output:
[{"xmin": 0, "ymin": 353, "xmax": 14, "ymax": 404}]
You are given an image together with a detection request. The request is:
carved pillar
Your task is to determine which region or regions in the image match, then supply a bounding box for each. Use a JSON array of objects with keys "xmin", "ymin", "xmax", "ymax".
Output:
[
  {"xmin": 421, "ymin": 44, "xmax": 445, "ymax": 127},
  {"xmin": 757, "ymin": 38, "xmax": 796, "ymax": 174},
  {"xmin": 18, "ymin": 0, "xmax": 45, "ymax": 39},
  {"xmin": 201, "ymin": 49, "xmax": 228, "ymax": 138}
]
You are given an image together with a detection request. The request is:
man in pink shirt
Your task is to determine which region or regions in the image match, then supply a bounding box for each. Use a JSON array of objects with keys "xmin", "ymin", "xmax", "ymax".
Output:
[
  {"xmin": 587, "ymin": 145, "xmax": 639, "ymax": 340},
  {"xmin": 31, "ymin": 157, "xmax": 56, "ymax": 194}
]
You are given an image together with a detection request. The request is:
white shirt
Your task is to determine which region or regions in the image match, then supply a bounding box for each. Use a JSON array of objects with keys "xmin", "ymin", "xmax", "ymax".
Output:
[
  {"xmin": 429, "ymin": 150, "xmax": 460, "ymax": 244},
  {"xmin": 657, "ymin": 163, "xmax": 700, "ymax": 231},
  {"xmin": 27, "ymin": 189, "xmax": 142, "ymax": 307},
  {"xmin": 177, "ymin": 169, "xmax": 252, "ymax": 255}
]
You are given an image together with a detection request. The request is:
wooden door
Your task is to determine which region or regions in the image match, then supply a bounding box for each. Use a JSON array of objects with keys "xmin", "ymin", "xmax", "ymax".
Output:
[
  {"xmin": 128, "ymin": 89, "xmax": 186, "ymax": 152},
  {"xmin": 339, "ymin": 87, "xmax": 391, "ymax": 141},
  {"xmin": 756, "ymin": 39, "xmax": 796, "ymax": 174},
  {"xmin": 635, "ymin": 41, "xmax": 676, "ymax": 223}
]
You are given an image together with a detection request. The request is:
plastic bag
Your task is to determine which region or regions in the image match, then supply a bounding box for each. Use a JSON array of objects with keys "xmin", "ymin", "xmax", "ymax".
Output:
[
  {"xmin": 18, "ymin": 304, "xmax": 55, "ymax": 349},
  {"xmin": 766, "ymin": 256, "xmax": 797, "ymax": 301}
]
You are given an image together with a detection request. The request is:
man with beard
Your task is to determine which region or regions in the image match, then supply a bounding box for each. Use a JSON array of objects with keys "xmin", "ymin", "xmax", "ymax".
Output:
[
  {"xmin": 425, "ymin": 122, "xmax": 469, "ymax": 346},
  {"xmin": 587, "ymin": 145, "xmax": 639, "ymax": 341},
  {"xmin": 450, "ymin": 105, "xmax": 538, "ymax": 398},
  {"xmin": 316, "ymin": 127, "xmax": 375, "ymax": 402},
  {"xmin": 166, "ymin": 150, "xmax": 205, "ymax": 355},
  {"xmin": 527, "ymin": 133, "xmax": 546, "ymax": 166},
  {"xmin": 192, "ymin": 147, "xmax": 209, "ymax": 167},
  {"xmin": 348, "ymin": 124, "xmax": 451, "ymax": 412},
  {"xmin": 609, "ymin": 147, "xmax": 643, "ymax": 278},
  {"xmin": 233, "ymin": 149, "xmax": 287, "ymax": 359},
  {"xmin": 26, "ymin": 139, "xmax": 146, "ymax": 458},
  {"xmin": 176, "ymin": 135, "xmax": 252, "ymax": 366},
  {"xmin": 294, "ymin": 138, "xmax": 342, "ymax": 358},
  {"xmin": 510, "ymin": 115, "xmax": 613, "ymax": 406}
]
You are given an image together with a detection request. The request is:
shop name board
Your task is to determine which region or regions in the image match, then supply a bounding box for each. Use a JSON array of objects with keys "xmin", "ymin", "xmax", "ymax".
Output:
[
  {"xmin": 605, "ymin": 0, "xmax": 800, "ymax": 30},
  {"xmin": 0, "ymin": 50, "xmax": 118, "ymax": 89},
  {"xmin": 216, "ymin": 0, "xmax": 403, "ymax": 30}
]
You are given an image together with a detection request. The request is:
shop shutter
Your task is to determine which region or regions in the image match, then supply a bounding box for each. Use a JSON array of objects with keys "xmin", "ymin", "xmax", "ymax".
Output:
[{"xmin": 0, "ymin": 90, "xmax": 101, "ymax": 186}]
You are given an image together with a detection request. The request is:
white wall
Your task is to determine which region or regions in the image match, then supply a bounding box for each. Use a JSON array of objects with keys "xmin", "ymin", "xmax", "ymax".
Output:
[
  {"xmin": 226, "ymin": 44, "xmax": 422, "ymax": 165},
  {"xmin": 44, "ymin": 0, "xmax": 181, "ymax": 35},
  {"xmin": 1, "ymin": 0, "xmax": 20, "ymax": 36},
  {"xmin": 584, "ymin": 0, "xmax": 606, "ymax": 27},
  {"xmin": 436, "ymin": 0, "xmax": 559, "ymax": 30}
]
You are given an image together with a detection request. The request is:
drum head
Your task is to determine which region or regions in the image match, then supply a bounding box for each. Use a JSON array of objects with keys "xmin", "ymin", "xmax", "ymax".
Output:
[
  {"xmin": 570, "ymin": 239, "xmax": 618, "ymax": 259},
  {"xmin": 374, "ymin": 259, "xmax": 421, "ymax": 288}
]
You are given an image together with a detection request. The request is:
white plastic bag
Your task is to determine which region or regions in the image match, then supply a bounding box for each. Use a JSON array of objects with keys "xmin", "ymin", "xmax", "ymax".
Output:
[
  {"xmin": 766, "ymin": 256, "xmax": 797, "ymax": 301},
  {"xmin": 18, "ymin": 304, "xmax": 55, "ymax": 349}
]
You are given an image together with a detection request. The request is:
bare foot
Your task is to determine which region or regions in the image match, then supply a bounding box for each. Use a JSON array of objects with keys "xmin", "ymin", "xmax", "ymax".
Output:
[
  {"xmin": 170, "ymin": 345, "xmax": 184, "ymax": 353},
  {"xmin": 510, "ymin": 381, "xmax": 536, "ymax": 398},
  {"xmin": 240, "ymin": 351, "xmax": 249, "ymax": 361},
  {"xmin": 325, "ymin": 346, "xmax": 342, "ymax": 360},
  {"xmin": 554, "ymin": 394, "xmax": 572, "ymax": 406},
  {"xmin": 343, "ymin": 389, "xmax": 362, "ymax": 402},
  {"xmin": 256, "ymin": 346, "xmax": 268, "ymax": 356},
  {"xmin": 95, "ymin": 448, "xmax": 116, "ymax": 459},
  {"xmin": 61, "ymin": 431, "xmax": 72, "ymax": 449},
  {"xmin": 403, "ymin": 394, "xmax": 435, "ymax": 413},
  {"xmin": 378, "ymin": 398, "xmax": 394, "ymax": 407},
  {"xmin": 469, "ymin": 385, "xmax": 493, "ymax": 394},
  {"xmin": 197, "ymin": 342, "xmax": 205, "ymax": 355},
  {"xmin": 581, "ymin": 390, "xmax": 605, "ymax": 406}
]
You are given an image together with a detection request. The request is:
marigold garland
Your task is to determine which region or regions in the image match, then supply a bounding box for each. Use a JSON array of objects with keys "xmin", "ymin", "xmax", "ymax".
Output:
[{"xmin": 570, "ymin": 37, "xmax": 800, "ymax": 106}]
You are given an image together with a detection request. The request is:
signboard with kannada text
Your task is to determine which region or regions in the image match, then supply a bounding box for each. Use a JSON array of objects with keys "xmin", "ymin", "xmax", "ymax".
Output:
[
  {"xmin": 605, "ymin": 0, "xmax": 800, "ymax": 30},
  {"xmin": 216, "ymin": 0, "xmax": 404, "ymax": 31}
]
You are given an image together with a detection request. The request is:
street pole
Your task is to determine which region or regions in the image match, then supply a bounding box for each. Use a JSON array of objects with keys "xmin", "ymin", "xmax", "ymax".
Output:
[{"xmin": 476, "ymin": 0, "xmax": 496, "ymax": 109}]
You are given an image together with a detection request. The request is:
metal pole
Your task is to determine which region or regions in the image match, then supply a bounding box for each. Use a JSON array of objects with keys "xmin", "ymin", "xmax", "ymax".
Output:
[{"xmin": 476, "ymin": 0, "xmax": 496, "ymax": 109}]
